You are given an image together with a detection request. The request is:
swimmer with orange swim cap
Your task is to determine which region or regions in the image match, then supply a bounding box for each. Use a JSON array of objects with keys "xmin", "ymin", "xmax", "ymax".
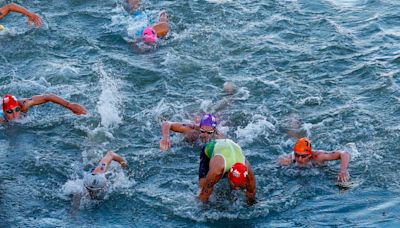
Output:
[
  {"xmin": 160, "ymin": 113, "xmax": 225, "ymax": 151},
  {"xmin": 279, "ymin": 137, "xmax": 351, "ymax": 183},
  {"xmin": 198, "ymin": 139, "xmax": 256, "ymax": 205},
  {"xmin": 0, "ymin": 3, "xmax": 42, "ymax": 27},
  {"xmin": 0, "ymin": 93, "xmax": 87, "ymax": 123}
]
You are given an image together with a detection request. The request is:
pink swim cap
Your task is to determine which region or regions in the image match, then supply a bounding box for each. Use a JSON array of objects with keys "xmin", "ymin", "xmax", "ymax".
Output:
[{"xmin": 142, "ymin": 27, "xmax": 158, "ymax": 43}]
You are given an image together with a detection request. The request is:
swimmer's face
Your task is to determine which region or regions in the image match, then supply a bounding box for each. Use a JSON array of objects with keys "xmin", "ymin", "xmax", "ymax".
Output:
[
  {"xmin": 294, "ymin": 153, "xmax": 311, "ymax": 165},
  {"xmin": 199, "ymin": 126, "xmax": 215, "ymax": 143},
  {"xmin": 4, "ymin": 106, "xmax": 22, "ymax": 121}
]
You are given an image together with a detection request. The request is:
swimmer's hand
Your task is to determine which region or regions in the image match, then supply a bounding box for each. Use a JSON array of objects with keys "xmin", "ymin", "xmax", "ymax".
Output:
[
  {"xmin": 68, "ymin": 103, "xmax": 87, "ymax": 115},
  {"xmin": 337, "ymin": 170, "xmax": 350, "ymax": 183},
  {"xmin": 27, "ymin": 12, "xmax": 42, "ymax": 28},
  {"xmin": 160, "ymin": 137, "xmax": 171, "ymax": 151},
  {"xmin": 279, "ymin": 155, "xmax": 292, "ymax": 166},
  {"xmin": 120, "ymin": 161, "xmax": 128, "ymax": 169}
]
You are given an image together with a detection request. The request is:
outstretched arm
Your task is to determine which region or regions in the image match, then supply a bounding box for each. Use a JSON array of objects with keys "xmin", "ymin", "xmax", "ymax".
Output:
[
  {"xmin": 160, "ymin": 121, "xmax": 195, "ymax": 151},
  {"xmin": 20, "ymin": 94, "xmax": 87, "ymax": 115},
  {"xmin": 109, "ymin": 151, "xmax": 128, "ymax": 168},
  {"xmin": 316, "ymin": 151, "xmax": 351, "ymax": 182},
  {"xmin": 94, "ymin": 151, "xmax": 128, "ymax": 173},
  {"xmin": 0, "ymin": 3, "xmax": 42, "ymax": 27},
  {"xmin": 199, "ymin": 156, "xmax": 224, "ymax": 203},
  {"xmin": 245, "ymin": 160, "xmax": 256, "ymax": 205}
]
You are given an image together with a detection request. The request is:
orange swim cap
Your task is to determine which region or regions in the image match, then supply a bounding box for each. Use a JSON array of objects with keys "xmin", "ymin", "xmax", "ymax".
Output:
[{"xmin": 294, "ymin": 137, "xmax": 312, "ymax": 154}]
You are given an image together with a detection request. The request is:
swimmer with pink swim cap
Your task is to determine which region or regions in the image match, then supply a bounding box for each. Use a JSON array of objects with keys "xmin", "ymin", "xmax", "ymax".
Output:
[
  {"xmin": 142, "ymin": 27, "xmax": 158, "ymax": 43},
  {"xmin": 126, "ymin": 0, "xmax": 170, "ymax": 45},
  {"xmin": 159, "ymin": 113, "xmax": 225, "ymax": 151}
]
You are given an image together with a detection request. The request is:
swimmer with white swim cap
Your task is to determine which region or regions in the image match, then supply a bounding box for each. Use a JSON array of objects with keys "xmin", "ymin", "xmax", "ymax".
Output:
[
  {"xmin": 0, "ymin": 3, "xmax": 42, "ymax": 27},
  {"xmin": 279, "ymin": 137, "xmax": 351, "ymax": 183},
  {"xmin": 84, "ymin": 151, "xmax": 128, "ymax": 199}
]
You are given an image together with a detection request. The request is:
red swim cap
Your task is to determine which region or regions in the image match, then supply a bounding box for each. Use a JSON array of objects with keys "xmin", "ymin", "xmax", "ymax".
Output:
[
  {"xmin": 294, "ymin": 137, "xmax": 312, "ymax": 154},
  {"xmin": 228, "ymin": 162, "xmax": 248, "ymax": 186},
  {"xmin": 3, "ymin": 94, "xmax": 19, "ymax": 111}
]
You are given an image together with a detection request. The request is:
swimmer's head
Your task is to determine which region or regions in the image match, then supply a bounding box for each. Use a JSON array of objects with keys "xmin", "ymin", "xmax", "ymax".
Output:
[
  {"xmin": 228, "ymin": 162, "xmax": 248, "ymax": 188},
  {"xmin": 294, "ymin": 137, "xmax": 312, "ymax": 155},
  {"xmin": 142, "ymin": 27, "xmax": 158, "ymax": 44},
  {"xmin": 126, "ymin": 0, "xmax": 140, "ymax": 12},
  {"xmin": 83, "ymin": 173, "xmax": 108, "ymax": 199},
  {"xmin": 3, "ymin": 94, "xmax": 21, "ymax": 121},
  {"xmin": 3, "ymin": 94, "xmax": 19, "ymax": 111},
  {"xmin": 200, "ymin": 114, "xmax": 217, "ymax": 128}
]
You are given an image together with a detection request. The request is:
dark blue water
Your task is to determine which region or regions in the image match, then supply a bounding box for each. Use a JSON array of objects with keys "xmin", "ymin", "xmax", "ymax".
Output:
[{"xmin": 1, "ymin": 0, "xmax": 400, "ymax": 226}]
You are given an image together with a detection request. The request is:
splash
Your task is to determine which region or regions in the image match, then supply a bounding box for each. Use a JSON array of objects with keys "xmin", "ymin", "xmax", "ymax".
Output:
[
  {"xmin": 95, "ymin": 64, "xmax": 122, "ymax": 129},
  {"xmin": 235, "ymin": 114, "xmax": 276, "ymax": 146}
]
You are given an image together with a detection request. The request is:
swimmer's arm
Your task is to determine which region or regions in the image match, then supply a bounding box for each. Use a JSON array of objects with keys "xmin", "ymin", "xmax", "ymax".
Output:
[
  {"xmin": 20, "ymin": 94, "xmax": 87, "ymax": 115},
  {"xmin": 110, "ymin": 151, "xmax": 128, "ymax": 168},
  {"xmin": 199, "ymin": 158, "xmax": 224, "ymax": 203},
  {"xmin": 160, "ymin": 121, "xmax": 194, "ymax": 150},
  {"xmin": 245, "ymin": 160, "xmax": 256, "ymax": 205},
  {"xmin": 0, "ymin": 3, "xmax": 42, "ymax": 27},
  {"xmin": 316, "ymin": 151, "xmax": 351, "ymax": 182},
  {"xmin": 278, "ymin": 154, "xmax": 293, "ymax": 166}
]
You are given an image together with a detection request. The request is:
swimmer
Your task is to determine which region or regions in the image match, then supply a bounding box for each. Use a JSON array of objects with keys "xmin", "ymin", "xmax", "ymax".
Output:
[
  {"xmin": 0, "ymin": 3, "xmax": 42, "ymax": 27},
  {"xmin": 0, "ymin": 93, "xmax": 87, "ymax": 123},
  {"xmin": 83, "ymin": 151, "xmax": 128, "ymax": 199},
  {"xmin": 198, "ymin": 139, "xmax": 256, "ymax": 205},
  {"xmin": 279, "ymin": 137, "xmax": 351, "ymax": 183},
  {"xmin": 126, "ymin": 0, "xmax": 169, "ymax": 47},
  {"xmin": 160, "ymin": 113, "xmax": 224, "ymax": 151}
]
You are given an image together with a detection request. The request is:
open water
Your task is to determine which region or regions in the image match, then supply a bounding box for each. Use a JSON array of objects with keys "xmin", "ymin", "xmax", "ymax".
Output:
[{"xmin": 0, "ymin": 0, "xmax": 400, "ymax": 227}]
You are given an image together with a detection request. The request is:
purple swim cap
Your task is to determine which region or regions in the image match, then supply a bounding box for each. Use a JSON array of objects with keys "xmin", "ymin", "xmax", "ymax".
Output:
[
  {"xmin": 200, "ymin": 114, "xmax": 217, "ymax": 127},
  {"xmin": 142, "ymin": 27, "xmax": 158, "ymax": 43}
]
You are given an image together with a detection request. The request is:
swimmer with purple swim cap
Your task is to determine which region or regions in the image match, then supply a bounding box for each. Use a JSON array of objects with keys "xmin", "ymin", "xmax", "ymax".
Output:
[{"xmin": 160, "ymin": 113, "xmax": 224, "ymax": 151}]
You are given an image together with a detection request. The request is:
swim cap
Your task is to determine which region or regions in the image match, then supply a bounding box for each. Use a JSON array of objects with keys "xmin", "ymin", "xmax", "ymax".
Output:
[
  {"xmin": 142, "ymin": 27, "xmax": 158, "ymax": 43},
  {"xmin": 200, "ymin": 114, "xmax": 217, "ymax": 127},
  {"xmin": 294, "ymin": 137, "xmax": 312, "ymax": 154},
  {"xmin": 228, "ymin": 162, "xmax": 248, "ymax": 186},
  {"xmin": 3, "ymin": 94, "xmax": 19, "ymax": 111},
  {"xmin": 83, "ymin": 173, "xmax": 108, "ymax": 192}
]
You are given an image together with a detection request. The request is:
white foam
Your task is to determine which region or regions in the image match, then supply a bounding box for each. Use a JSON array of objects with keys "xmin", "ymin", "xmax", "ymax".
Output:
[
  {"xmin": 235, "ymin": 114, "xmax": 276, "ymax": 146},
  {"xmin": 206, "ymin": 0, "xmax": 232, "ymax": 4},
  {"xmin": 95, "ymin": 63, "xmax": 122, "ymax": 129},
  {"xmin": 62, "ymin": 179, "xmax": 84, "ymax": 196}
]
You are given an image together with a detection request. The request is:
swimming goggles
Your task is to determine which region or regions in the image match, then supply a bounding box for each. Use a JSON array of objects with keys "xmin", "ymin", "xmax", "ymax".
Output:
[{"xmin": 5, "ymin": 106, "xmax": 21, "ymax": 114}]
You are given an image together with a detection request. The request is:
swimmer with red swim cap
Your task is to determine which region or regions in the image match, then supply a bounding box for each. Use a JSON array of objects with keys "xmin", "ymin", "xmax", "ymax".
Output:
[
  {"xmin": 160, "ymin": 113, "xmax": 225, "ymax": 151},
  {"xmin": 0, "ymin": 93, "xmax": 87, "ymax": 123},
  {"xmin": 198, "ymin": 139, "xmax": 256, "ymax": 205},
  {"xmin": 279, "ymin": 137, "xmax": 351, "ymax": 183}
]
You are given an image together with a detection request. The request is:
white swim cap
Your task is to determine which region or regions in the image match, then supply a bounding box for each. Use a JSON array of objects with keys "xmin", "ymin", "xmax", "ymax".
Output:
[{"xmin": 83, "ymin": 173, "xmax": 108, "ymax": 192}]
